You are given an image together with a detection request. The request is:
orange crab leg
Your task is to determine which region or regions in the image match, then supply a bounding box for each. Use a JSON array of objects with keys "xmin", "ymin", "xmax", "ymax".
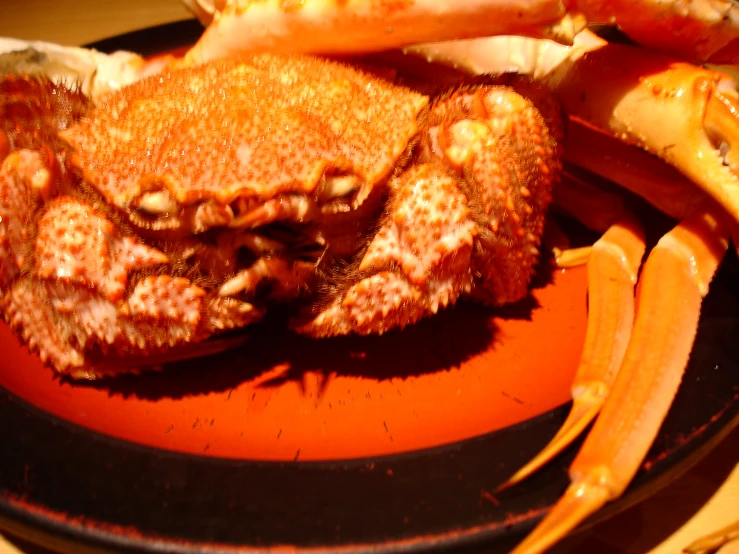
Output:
[
  {"xmin": 182, "ymin": 0, "xmax": 586, "ymax": 64},
  {"xmin": 510, "ymin": 205, "xmax": 730, "ymax": 554},
  {"xmin": 500, "ymin": 179, "xmax": 646, "ymax": 489},
  {"xmin": 564, "ymin": 120, "xmax": 707, "ymax": 220}
]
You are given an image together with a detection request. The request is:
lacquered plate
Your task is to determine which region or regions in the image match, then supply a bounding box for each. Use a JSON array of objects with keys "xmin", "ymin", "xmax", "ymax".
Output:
[{"xmin": 1, "ymin": 21, "xmax": 739, "ymax": 554}]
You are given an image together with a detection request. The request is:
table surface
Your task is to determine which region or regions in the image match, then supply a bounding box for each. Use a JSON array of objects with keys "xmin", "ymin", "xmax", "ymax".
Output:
[{"xmin": 1, "ymin": 1, "xmax": 738, "ymax": 553}]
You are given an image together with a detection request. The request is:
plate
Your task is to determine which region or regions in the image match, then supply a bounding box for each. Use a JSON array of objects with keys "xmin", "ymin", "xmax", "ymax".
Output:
[{"xmin": 1, "ymin": 21, "xmax": 739, "ymax": 554}]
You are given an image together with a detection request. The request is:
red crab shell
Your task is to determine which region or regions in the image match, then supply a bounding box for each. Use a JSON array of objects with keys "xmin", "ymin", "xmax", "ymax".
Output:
[{"xmin": 61, "ymin": 55, "xmax": 429, "ymax": 224}]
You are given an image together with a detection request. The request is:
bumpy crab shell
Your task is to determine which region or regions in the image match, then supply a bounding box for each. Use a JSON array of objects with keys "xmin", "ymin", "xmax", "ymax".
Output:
[
  {"xmin": 1, "ymin": 53, "xmax": 559, "ymax": 378},
  {"xmin": 62, "ymin": 55, "xmax": 428, "ymax": 234}
]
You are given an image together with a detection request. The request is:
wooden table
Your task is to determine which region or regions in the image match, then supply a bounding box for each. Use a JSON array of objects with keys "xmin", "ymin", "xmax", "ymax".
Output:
[{"xmin": 1, "ymin": 1, "xmax": 738, "ymax": 552}]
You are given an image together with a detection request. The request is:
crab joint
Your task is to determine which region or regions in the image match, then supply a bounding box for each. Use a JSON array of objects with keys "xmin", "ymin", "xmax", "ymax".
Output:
[
  {"xmin": 5, "ymin": 150, "xmax": 55, "ymax": 202},
  {"xmin": 438, "ymin": 120, "xmax": 491, "ymax": 168}
]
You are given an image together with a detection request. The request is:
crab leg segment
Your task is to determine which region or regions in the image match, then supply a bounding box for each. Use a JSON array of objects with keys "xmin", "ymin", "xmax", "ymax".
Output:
[
  {"xmin": 574, "ymin": 0, "xmax": 739, "ymax": 63},
  {"xmin": 510, "ymin": 206, "xmax": 730, "ymax": 554},
  {"xmin": 501, "ymin": 180, "xmax": 646, "ymax": 489},
  {"xmin": 183, "ymin": 0, "xmax": 585, "ymax": 64},
  {"xmin": 182, "ymin": 0, "xmax": 739, "ymax": 64},
  {"xmin": 564, "ymin": 121, "xmax": 708, "ymax": 221}
]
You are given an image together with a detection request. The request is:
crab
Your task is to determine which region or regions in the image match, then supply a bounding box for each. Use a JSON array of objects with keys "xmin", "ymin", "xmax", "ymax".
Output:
[
  {"xmin": 1, "ymin": 0, "xmax": 739, "ymax": 553},
  {"xmin": 0, "ymin": 53, "xmax": 565, "ymax": 377}
]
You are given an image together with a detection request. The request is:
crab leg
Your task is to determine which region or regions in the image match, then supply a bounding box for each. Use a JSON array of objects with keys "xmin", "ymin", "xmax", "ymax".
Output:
[
  {"xmin": 182, "ymin": 0, "xmax": 586, "ymax": 64},
  {"xmin": 564, "ymin": 120, "xmax": 708, "ymax": 221},
  {"xmin": 510, "ymin": 205, "xmax": 730, "ymax": 554},
  {"xmin": 498, "ymin": 125, "xmax": 720, "ymax": 487},
  {"xmin": 501, "ymin": 121, "xmax": 719, "ymax": 487},
  {"xmin": 181, "ymin": 0, "xmax": 739, "ymax": 64},
  {"xmin": 500, "ymin": 177, "xmax": 646, "ymax": 488}
]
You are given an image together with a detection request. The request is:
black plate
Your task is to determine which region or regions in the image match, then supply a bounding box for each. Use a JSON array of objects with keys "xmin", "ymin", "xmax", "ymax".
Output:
[{"xmin": 1, "ymin": 21, "xmax": 739, "ymax": 554}]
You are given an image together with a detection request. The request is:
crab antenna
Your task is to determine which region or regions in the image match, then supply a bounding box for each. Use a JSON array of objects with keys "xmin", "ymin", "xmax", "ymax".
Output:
[{"xmin": 510, "ymin": 205, "xmax": 730, "ymax": 554}]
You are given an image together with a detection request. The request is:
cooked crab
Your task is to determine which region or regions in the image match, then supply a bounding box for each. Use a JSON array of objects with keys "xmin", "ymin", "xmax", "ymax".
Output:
[
  {"xmin": 0, "ymin": 54, "xmax": 562, "ymax": 377},
  {"xmin": 2, "ymin": 0, "xmax": 739, "ymax": 553}
]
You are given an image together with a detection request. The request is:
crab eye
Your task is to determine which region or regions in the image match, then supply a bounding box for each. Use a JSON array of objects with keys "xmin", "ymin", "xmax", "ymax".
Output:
[
  {"xmin": 134, "ymin": 189, "xmax": 180, "ymax": 217},
  {"xmin": 317, "ymin": 173, "xmax": 361, "ymax": 203},
  {"xmin": 314, "ymin": 171, "xmax": 370, "ymax": 213}
]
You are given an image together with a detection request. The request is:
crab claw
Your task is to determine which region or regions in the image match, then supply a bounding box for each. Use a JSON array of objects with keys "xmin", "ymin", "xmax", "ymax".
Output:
[{"xmin": 541, "ymin": 42, "xmax": 739, "ymax": 227}]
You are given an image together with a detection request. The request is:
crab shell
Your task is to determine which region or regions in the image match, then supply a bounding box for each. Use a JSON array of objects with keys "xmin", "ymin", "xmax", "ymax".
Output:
[{"xmin": 62, "ymin": 55, "xmax": 427, "ymax": 234}]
